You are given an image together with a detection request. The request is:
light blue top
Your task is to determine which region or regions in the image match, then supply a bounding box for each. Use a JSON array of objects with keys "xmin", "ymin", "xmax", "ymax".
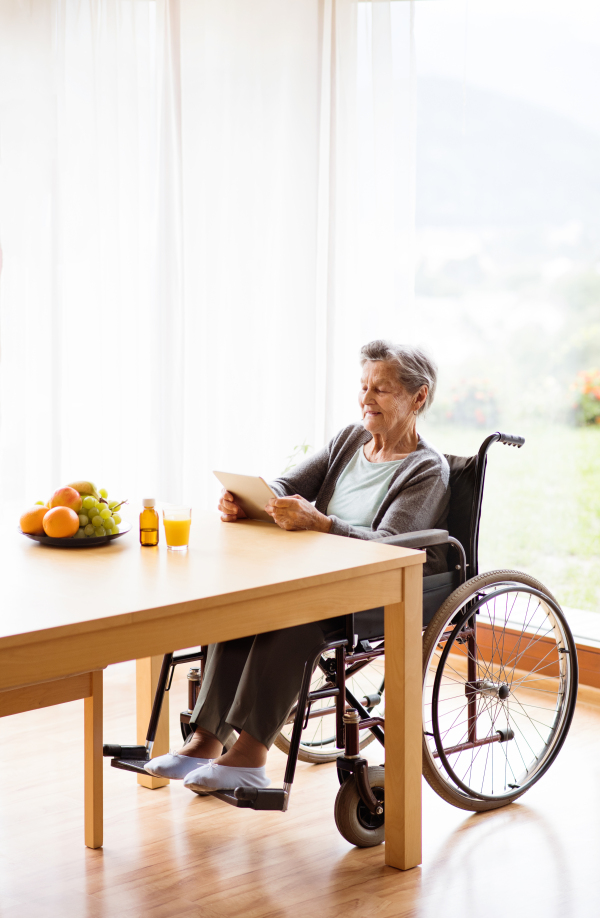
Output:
[{"xmin": 326, "ymin": 445, "xmax": 405, "ymax": 532}]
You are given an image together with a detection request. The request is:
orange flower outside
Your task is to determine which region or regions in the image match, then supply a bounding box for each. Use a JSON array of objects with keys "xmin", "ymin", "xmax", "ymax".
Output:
[{"xmin": 573, "ymin": 369, "xmax": 600, "ymax": 424}]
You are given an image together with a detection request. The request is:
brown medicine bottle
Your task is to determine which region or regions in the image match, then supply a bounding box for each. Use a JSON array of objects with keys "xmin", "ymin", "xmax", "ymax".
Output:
[{"xmin": 140, "ymin": 498, "xmax": 159, "ymax": 546}]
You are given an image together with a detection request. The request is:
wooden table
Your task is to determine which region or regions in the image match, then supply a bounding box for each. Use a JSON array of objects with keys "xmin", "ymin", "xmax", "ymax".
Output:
[{"xmin": 0, "ymin": 516, "xmax": 424, "ymax": 870}]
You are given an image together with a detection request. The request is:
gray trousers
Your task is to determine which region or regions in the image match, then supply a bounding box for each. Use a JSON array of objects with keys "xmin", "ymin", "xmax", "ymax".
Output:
[{"xmin": 189, "ymin": 619, "xmax": 344, "ymax": 749}]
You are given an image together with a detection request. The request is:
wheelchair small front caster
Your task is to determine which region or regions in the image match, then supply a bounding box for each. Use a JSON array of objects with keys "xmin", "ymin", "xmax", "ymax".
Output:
[{"xmin": 334, "ymin": 765, "xmax": 385, "ymax": 847}]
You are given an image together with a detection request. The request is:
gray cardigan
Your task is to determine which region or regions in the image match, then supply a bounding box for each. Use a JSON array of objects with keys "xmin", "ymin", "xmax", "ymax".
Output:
[{"xmin": 270, "ymin": 423, "xmax": 450, "ymax": 575}]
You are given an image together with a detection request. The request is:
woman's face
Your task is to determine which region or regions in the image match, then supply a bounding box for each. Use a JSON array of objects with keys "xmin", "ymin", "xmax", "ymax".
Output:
[{"xmin": 359, "ymin": 360, "xmax": 422, "ymax": 435}]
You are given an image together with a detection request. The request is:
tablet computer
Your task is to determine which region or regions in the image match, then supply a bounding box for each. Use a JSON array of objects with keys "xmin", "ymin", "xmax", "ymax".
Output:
[{"xmin": 213, "ymin": 471, "xmax": 277, "ymax": 523}]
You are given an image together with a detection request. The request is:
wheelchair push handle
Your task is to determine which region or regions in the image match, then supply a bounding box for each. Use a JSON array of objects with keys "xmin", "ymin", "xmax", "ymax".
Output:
[{"xmin": 495, "ymin": 431, "xmax": 525, "ymax": 448}]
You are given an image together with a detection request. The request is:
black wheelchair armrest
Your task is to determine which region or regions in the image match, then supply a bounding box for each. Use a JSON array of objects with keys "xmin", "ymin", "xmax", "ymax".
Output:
[{"xmin": 378, "ymin": 529, "xmax": 449, "ymax": 550}]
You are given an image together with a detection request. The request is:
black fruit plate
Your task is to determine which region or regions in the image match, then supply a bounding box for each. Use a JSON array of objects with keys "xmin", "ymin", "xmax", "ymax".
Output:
[{"xmin": 20, "ymin": 522, "xmax": 131, "ymax": 548}]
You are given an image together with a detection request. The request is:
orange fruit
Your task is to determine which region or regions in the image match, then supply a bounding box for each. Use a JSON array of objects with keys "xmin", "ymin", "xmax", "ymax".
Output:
[
  {"xmin": 43, "ymin": 506, "xmax": 80, "ymax": 538},
  {"xmin": 20, "ymin": 505, "xmax": 49, "ymax": 535}
]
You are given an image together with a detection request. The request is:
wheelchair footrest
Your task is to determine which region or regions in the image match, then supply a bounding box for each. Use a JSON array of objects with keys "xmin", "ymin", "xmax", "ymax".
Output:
[
  {"xmin": 110, "ymin": 758, "xmax": 151, "ymax": 776},
  {"xmin": 208, "ymin": 787, "xmax": 287, "ymax": 810},
  {"xmin": 103, "ymin": 744, "xmax": 148, "ymax": 760}
]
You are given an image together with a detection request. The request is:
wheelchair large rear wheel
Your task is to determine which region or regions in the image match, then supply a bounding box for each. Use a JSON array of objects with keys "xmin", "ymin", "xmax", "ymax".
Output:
[
  {"xmin": 422, "ymin": 570, "xmax": 578, "ymax": 811},
  {"xmin": 274, "ymin": 645, "xmax": 384, "ymax": 763}
]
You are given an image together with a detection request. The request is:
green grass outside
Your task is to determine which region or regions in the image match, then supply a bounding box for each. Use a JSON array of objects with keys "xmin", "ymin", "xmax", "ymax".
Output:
[{"xmin": 419, "ymin": 422, "xmax": 600, "ymax": 612}]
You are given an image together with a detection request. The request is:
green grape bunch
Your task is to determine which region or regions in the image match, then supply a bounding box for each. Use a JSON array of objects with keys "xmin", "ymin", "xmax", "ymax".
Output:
[{"xmin": 74, "ymin": 488, "xmax": 127, "ymax": 539}]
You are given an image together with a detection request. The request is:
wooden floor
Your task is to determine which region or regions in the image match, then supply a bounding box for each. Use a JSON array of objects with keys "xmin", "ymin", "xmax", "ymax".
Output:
[{"xmin": 1, "ymin": 663, "xmax": 600, "ymax": 918}]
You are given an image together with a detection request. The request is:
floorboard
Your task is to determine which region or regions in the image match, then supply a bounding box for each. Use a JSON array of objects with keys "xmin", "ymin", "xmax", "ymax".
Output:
[{"xmin": 0, "ymin": 661, "xmax": 599, "ymax": 917}]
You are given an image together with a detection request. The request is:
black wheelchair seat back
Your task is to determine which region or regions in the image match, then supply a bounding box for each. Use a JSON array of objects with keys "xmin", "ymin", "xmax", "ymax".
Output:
[
  {"xmin": 445, "ymin": 452, "xmax": 482, "ymax": 577},
  {"xmin": 419, "ymin": 452, "xmax": 481, "ymax": 628}
]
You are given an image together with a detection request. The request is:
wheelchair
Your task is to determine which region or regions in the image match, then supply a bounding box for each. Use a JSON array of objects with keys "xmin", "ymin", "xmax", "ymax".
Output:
[{"xmin": 104, "ymin": 431, "xmax": 578, "ymax": 848}]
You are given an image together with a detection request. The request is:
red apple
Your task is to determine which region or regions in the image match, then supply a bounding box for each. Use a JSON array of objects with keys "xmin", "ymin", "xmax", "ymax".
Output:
[{"xmin": 49, "ymin": 486, "xmax": 83, "ymax": 513}]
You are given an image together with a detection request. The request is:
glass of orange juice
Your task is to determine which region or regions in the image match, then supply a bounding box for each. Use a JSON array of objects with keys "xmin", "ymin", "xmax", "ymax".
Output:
[{"xmin": 163, "ymin": 507, "xmax": 192, "ymax": 551}]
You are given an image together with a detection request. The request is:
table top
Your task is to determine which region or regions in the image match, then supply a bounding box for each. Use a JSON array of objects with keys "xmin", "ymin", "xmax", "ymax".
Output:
[{"xmin": 3, "ymin": 514, "xmax": 423, "ymax": 648}]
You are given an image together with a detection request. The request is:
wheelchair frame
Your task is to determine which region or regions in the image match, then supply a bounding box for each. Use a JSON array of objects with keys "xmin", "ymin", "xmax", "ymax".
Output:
[{"xmin": 103, "ymin": 430, "xmax": 578, "ymax": 827}]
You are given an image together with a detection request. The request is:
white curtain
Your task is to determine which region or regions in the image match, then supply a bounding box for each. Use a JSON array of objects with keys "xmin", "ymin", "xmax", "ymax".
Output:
[
  {"xmin": 0, "ymin": 0, "xmax": 416, "ymax": 511},
  {"xmin": 328, "ymin": 0, "xmax": 416, "ymax": 438}
]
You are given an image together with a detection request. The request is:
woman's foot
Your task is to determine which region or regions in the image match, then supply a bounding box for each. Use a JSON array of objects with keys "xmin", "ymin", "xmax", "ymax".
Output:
[
  {"xmin": 174, "ymin": 728, "xmax": 223, "ymax": 760},
  {"xmin": 144, "ymin": 753, "xmax": 212, "ymax": 780},
  {"xmin": 184, "ymin": 763, "xmax": 270, "ymax": 793},
  {"xmin": 212, "ymin": 730, "xmax": 268, "ymax": 769},
  {"xmin": 144, "ymin": 726, "xmax": 224, "ymax": 778},
  {"xmin": 182, "ymin": 730, "xmax": 270, "ymax": 792}
]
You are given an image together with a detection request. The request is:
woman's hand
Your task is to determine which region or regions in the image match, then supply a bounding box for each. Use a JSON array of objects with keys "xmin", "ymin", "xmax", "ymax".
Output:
[
  {"xmin": 265, "ymin": 495, "xmax": 332, "ymax": 533},
  {"xmin": 218, "ymin": 489, "xmax": 247, "ymax": 522}
]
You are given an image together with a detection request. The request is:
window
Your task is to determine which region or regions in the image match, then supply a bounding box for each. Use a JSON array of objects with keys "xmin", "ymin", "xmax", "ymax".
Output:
[{"xmin": 411, "ymin": 0, "xmax": 600, "ymax": 620}]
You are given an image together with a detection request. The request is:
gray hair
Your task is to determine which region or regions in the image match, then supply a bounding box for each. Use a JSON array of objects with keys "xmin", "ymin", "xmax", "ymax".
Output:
[{"xmin": 359, "ymin": 340, "xmax": 437, "ymax": 415}]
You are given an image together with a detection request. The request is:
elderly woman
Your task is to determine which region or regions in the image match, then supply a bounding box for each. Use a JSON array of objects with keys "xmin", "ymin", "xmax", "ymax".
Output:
[{"xmin": 146, "ymin": 340, "xmax": 450, "ymax": 792}]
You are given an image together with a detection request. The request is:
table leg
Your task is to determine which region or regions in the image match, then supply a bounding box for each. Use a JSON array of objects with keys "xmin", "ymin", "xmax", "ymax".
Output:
[
  {"xmin": 136, "ymin": 656, "xmax": 170, "ymax": 789},
  {"xmin": 384, "ymin": 564, "xmax": 423, "ymax": 870},
  {"xmin": 84, "ymin": 670, "xmax": 103, "ymax": 849}
]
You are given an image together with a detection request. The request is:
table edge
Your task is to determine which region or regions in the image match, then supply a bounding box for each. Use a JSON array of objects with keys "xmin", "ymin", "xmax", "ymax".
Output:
[{"xmin": 0, "ymin": 548, "xmax": 425, "ymax": 651}]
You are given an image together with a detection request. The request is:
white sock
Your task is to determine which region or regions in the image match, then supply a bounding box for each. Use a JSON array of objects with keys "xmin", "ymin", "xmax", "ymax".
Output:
[
  {"xmin": 183, "ymin": 762, "xmax": 270, "ymax": 791},
  {"xmin": 144, "ymin": 753, "xmax": 212, "ymax": 780}
]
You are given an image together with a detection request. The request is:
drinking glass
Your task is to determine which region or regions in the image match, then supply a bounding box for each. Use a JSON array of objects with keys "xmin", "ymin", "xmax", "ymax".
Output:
[{"xmin": 162, "ymin": 507, "xmax": 192, "ymax": 551}]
